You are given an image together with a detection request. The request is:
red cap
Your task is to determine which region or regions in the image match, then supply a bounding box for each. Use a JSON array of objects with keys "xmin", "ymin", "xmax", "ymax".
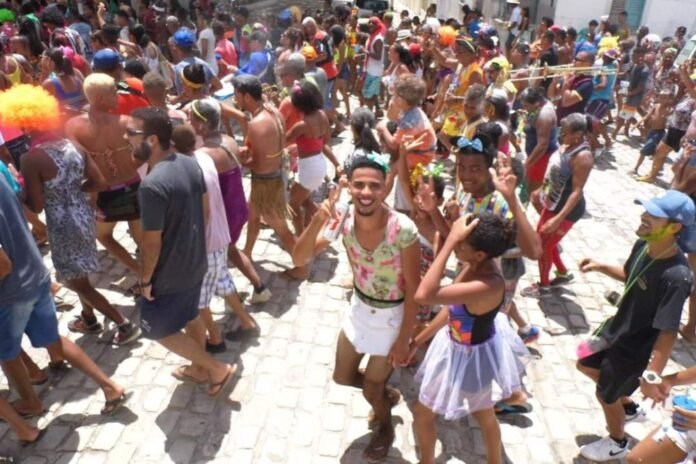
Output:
[{"xmin": 549, "ymin": 25, "xmax": 563, "ymax": 33}]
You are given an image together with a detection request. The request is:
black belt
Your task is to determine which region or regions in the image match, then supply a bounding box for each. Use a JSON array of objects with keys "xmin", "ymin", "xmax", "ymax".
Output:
[{"xmin": 354, "ymin": 286, "xmax": 404, "ymax": 308}]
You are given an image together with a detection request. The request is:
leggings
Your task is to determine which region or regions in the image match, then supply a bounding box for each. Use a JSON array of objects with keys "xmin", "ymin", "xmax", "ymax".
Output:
[{"xmin": 537, "ymin": 208, "xmax": 576, "ymax": 286}]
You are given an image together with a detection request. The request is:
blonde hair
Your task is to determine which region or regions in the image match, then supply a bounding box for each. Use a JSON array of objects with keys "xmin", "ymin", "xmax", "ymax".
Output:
[{"xmin": 83, "ymin": 73, "xmax": 116, "ymax": 105}]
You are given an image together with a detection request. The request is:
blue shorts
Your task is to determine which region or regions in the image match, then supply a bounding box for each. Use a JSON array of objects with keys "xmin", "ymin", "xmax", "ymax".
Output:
[
  {"xmin": 338, "ymin": 63, "xmax": 350, "ymax": 81},
  {"xmin": 0, "ymin": 280, "xmax": 60, "ymax": 360},
  {"xmin": 640, "ymin": 129, "xmax": 666, "ymax": 157},
  {"xmin": 138, "ymin": 283, "xmax": 202, "ymax": 340},
  {"xmin": 324, "ymin": 78, "xmax": 335, "ymax": 111},
  {"xmin": 363, "ymin": 73, "xmax": 381, "ymax": 99}
]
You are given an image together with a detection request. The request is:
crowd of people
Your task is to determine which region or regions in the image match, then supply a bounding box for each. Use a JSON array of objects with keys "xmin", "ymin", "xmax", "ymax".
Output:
[{"xmin": 1, "ymin": 0, "xmax": 696, "ymax": 462}]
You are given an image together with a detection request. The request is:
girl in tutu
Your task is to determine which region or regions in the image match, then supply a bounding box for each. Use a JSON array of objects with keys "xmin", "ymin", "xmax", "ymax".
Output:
[{"xmin": 410, "ymin": 213, "xmax": 527, "ymax": 464}]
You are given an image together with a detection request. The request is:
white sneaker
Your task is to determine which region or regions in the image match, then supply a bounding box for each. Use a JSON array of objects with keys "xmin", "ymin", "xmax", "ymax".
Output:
[
  {"xmin": 579, "ymin": 436, "xmax": 628, "ymax": 462},
  {"xmin": 249, "ymin": 288, "xmax": 272, "ymax": 304}
]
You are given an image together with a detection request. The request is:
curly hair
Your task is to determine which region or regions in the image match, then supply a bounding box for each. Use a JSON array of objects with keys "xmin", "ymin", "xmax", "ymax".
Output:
[{"xmin": 0, "ymin": 84, "xmax": 60, "ymax": 132}]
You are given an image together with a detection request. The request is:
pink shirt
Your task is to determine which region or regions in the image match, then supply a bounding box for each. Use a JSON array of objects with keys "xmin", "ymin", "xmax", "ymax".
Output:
[
  {"xmin": 193, "ymin": 150, "xmax": 231, "ymax": 253},
  {"xmin": 216, "ymin": 39, "xmax": 238, "ymax": 74}
]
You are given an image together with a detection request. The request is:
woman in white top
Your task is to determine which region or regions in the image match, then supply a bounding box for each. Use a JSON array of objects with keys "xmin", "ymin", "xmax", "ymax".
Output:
[{"xmin": 196, "ymin": 12, "xmax": 218, "ymax": 76}]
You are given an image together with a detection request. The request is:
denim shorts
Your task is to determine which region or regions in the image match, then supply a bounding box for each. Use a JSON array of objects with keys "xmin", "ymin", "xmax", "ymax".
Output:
[
  {"xmin": 0, "ymin": 280, "xmax": 60, "ymax": 360},
  {"xmin": 363, "ymin": 73, "xmax": 381, "ymax": 99}
]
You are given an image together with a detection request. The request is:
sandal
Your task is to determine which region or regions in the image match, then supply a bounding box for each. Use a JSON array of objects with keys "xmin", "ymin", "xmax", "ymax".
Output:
[
  {"xmin": 30, "ymin": 371, "xmax": 48, "ymax": 386},
  {"xmin": 53, "ymin": 295, "xmax": 74, "ymax": 312},
  {"xmin": 363, "ymin": 426, "xmax": 395, "ymax": 462},
  {"xmin": 49, "ymin": 360, "xmax": 69, "ymax": 371},
  {"xmin": 127, "ymin": 283, "xmax": 142, "ymax": 298},
  {"xmin": 100, "ymin": 391, "xmax": 132, "ymax": 416},
  {"xmin": 67, "ymin": 314, "xmax": 103, "ymax": 334},
  {"xmin": 494, "ymin": 401, "xmax": 533, "ymax": 416},
  {"xmin": 19, "ymin": 428, "xmax": 47, "ymax": 447},
  {"xmin": 171, "ymin": 365, "xmax": 208, "ymax": 385},
  {"xmin": 207, "ymin": 364, "xmax": 237, "ymax": 397}
]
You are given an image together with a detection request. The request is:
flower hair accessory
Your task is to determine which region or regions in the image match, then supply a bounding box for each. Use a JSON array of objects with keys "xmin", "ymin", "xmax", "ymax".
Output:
[
  {"xmin": 456, "ymin": 137, "xmax": 483, "ymax": 152},
  {"xmin": 410, "ymin": 162, "xmax": 444, "ymax": 188},
  {"xmin": 365, "ymin": 151, "xmax": 390, "ymax": 173}
]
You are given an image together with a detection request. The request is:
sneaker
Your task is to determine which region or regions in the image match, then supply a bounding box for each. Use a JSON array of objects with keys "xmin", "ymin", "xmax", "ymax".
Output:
[
  {"xmin": 112, "ymin": 322, "xmax": 141, "ymax": 345},
  {"xmin": 549, "ymin": 271, "xmax": 575, "ymax": 287},
  {"xmin": 249, "ymin": 288, "xmax": 272, "ymax": 304},
  {"xmin": 205, "ymin": 340, "xmax": 227, "ymax": 354},
  {"xmin": 579, "ymin": 436, "xmax": 628, "ymax": 461},
  {"xmin": 520, "ymin": 283, "xmax": 552, "ymax": 299},
  {"xmin": 624, "ymin": 401, "xmax": 647, "ymax": 422},
  {"xmin": 518, "ymin": 325, "xmax": 541, "ymax": 344}
]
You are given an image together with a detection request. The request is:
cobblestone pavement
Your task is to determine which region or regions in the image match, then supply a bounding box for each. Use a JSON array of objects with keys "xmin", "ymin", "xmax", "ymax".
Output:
[{"xmin": 2, "ymin": 129, "xmax": 695, "ymax": 464}]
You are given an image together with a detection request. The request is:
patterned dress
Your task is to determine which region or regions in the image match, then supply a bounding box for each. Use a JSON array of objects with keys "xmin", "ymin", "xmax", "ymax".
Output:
[{"xmin": 41, "ymin": 139, "xmax": 98, "ymax": 282}]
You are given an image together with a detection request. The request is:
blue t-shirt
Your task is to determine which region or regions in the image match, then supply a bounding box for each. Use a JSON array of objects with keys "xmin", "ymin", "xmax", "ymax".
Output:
[
  {"xmin": 236, "ymin": 50, "xmax": 272, "ymax": 83},
  {"xmin": 173, "ymin": 56, "xmax": 216, "ymax": 95},
  {"xmin": 590, "ymin": 62, "xmax": 618, "ymax": 102},
  {"xmin": 0, "ymin": 176, "xmax": 50, "ymax": 306},
  {"xmin": 0, "ymin": 161, "xmax": 19, "ymax": 194}
]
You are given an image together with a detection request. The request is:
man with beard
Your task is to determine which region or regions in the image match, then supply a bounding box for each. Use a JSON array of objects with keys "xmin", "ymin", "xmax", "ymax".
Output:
[
  {"xmin": 128, "ymin": 107, "xmax": 236, "ymax": 395},
  {"xmin": 234, "ymin": 75, "xmax": 298, "ymax": 274},
  {"xmin": 65, "ymin": 73, "xmax": 142, "ymax": 292},
  {"xmin": 292, "ymin": 154, "xmax": 420, "ymax": 462},
  {"xmin": 577, "ymin": 190, "xmax": 694, "ymax": 461}
]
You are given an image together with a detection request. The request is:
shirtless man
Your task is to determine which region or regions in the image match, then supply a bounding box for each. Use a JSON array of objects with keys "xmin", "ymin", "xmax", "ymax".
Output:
[
  {"xmin": 518, "ymin": 86, "xmax": 559, "ymax": 196},
  {"xmin": 233, "ymin": 75, "xmax": 299, "ymax": 274},
  {"xmin": 65, "ymin": 73, "xmax": 142, "ymax": 283}
]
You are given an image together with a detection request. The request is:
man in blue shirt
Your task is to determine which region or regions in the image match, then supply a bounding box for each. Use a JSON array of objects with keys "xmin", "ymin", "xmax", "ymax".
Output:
[
  {"xmin": 226, "ymin": 30, "xmax": 273, "ymax": 83},
  {"xmin": 172, "ymin": 28, "xmax": 222, "ymax": 96},
  {"xmin": 0, "ymin": 176, "xmax": 129, "ymax": 418}
]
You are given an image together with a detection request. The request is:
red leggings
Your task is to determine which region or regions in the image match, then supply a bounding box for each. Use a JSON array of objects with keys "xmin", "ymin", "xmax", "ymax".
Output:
[{"xmin": 537, "ymin": 208, "xmax": 576, "ymax": 286}]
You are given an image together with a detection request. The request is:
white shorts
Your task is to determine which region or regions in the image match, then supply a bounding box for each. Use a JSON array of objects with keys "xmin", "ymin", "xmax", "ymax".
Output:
[
  {"xmin": 393, "ymin": 181, "xmax": 412, "ymax": 214},
  {"xmin": 343, "ymin": 293, "xmax": 403, "ymax": 357},
  {"xmin": 654, "ymin": 419, "xmax": 696, "ymax": 455},
  {"xmin": 297, "ymin": 154, "xmax": 327, "ymax": 191},
  {"xmin": 198, "ymin": 247, "xmax": 236, "ymax": 309}
]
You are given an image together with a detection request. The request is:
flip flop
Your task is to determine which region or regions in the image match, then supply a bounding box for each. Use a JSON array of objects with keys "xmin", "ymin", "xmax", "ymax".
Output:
[
  {"xmin": 367, "ymin": 386, "xmax": 401, "ymax": 430},
  {"xmin": 100, "ymin": 391, "xmax": 132, "ymax": 416},
  {"xmin": 494, "ymin": 401, "xmax": 533, "ymax": 416},
  {"xmin": 30, "ymin": 372, "xmax": 48, "ymax": 386},
  {"xmin": 363, "ymin": 426, "xmax": 395, "ymax": 463},
  {"xmin": 171, "ymin": 365, "xmax": 208, "ymax": 385},
  {"xmin": 19, "ymin": 428, "xmax": 47, "ymax": 447},
  {"xmin": 207, "ymin": 364, "xmax": 237, "ymax": 397}
]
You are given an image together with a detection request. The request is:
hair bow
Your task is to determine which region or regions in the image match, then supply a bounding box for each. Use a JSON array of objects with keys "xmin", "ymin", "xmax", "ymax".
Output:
[
  {"xmin": 410, "ymin": 162, "xmax": 444, "ymax": 188},
  {"xmin": 366, "ymin": 152, "xmax": 390, "ymax": 173},
  {"xmin": 456, "ymin": 137, "xmax": 483, "ymax": 152}
]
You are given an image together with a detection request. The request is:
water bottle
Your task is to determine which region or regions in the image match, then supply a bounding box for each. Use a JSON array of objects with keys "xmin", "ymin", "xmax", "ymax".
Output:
[{"xmin": 322, "ymin": 202, "xmax": 349, "ymax": 242}]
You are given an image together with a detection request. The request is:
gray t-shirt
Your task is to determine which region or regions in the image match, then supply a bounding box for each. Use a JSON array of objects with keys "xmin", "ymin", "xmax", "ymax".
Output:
[
  {"xmin": 139, "ymin": 153, "xmax": 207, "ymax": 295},
  {"xmin": 0, "ymin": 177, "xmax": 50, "ymax": 305}
]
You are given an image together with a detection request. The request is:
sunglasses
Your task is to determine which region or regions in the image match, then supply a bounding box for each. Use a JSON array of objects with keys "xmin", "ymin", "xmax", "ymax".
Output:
[{"xmin": 126, "ymin": 128, "xmax": 146, "ymax": 137}]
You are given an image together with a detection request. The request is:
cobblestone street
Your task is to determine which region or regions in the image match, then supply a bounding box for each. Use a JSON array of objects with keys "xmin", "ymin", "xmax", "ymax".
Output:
[{"xmin": 3, "ymin": 129, "xmax": 695, "ymax": 464}]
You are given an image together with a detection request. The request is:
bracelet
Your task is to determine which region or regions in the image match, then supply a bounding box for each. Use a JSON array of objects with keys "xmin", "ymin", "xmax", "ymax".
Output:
[{"xmin": 140, "ymin": 280, "xmax": 152, "ymax": 287}]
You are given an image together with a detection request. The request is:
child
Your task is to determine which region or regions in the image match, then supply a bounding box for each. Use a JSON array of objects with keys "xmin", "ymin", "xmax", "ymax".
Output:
[
  {"xmin": 411, "ymin": 213, "xmax": 528, "ymax": 464},
  {"xmin": 378, "ymin": 74, "xmax": 437, "ymax": 213},
  {"xmin": 634, "ymin": 89, "xmax": 673, "ymax": 174},
  {"xmin": 613, "ymin": 47, "xmax": 650, "ymax": 139}
]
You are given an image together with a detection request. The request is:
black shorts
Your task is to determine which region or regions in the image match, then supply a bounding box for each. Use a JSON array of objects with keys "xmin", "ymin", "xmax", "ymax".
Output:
[
  {"xmin": 5, "ymin": 135, "xmax": 30, "ymax": 168},
  {"xmin": 139, "ymin": 283, "xmax": 202, "ymax": 340},
  {"xmin": 578, "ymin": 348, "xmax": 647, "ymax": 404},
  {"xmin": 97, "ymin": 181, "xmax": 141, "ymax": 222},
  {"xmin": 663, "ymin": 127, "xmax": 687, "ymax": 152}
]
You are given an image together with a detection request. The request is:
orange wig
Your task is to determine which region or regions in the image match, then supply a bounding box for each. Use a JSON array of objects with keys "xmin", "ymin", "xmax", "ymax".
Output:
[
  {"xmin": 438, "ymin": 26, "xmax": 457, "ymax": 47},
  {"xmin": 0, "ymin": 84, "xmax": 61, "ymax": 132}
]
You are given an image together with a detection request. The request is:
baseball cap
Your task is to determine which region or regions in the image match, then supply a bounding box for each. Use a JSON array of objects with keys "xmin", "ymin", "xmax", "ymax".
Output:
[
  {"xmin": 92, "ymin": 49, "xmax": 121, "ymax": 72},
  {"xmin": 173, "ymin": 28, "xmax": 195, "ymax": 48},
  {"xmin": 408, "ymin": 43, "xmax": 422, "ymax": 56},
  {"xmin": 604, "ymin": 48, "xmax": 620, "ymax": 60},
  {"xmin": 152, "ymin": 1, "xmax": 165, "ymax": 12},
  {"xmin": 515, "ymin": 41, "xmax": 530, "ymax": 55},
  {"xmin": 636, "ymin": 190, "xmax": 696, "ymax": 226},
  {"xmin": 301, "ymin": 45, "xmax": 317, "ymax": 61}
]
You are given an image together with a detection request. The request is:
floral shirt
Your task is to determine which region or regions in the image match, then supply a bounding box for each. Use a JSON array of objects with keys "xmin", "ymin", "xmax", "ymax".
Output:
[{"xmin": 342, "ymin": 207, "xmax": 418, "ymax": 302}]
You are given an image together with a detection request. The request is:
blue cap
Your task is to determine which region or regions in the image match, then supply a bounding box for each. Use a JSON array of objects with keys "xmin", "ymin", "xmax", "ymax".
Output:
[
  {"xmin": 636, "ymin": 190, "xmax": 696, "ymax": 226},
  {"xmin": 92, "ymin": 49, "xmax": 121, "ymax": 72},
  {"xmin": 173, "ymin": 28, "xmax": 196, "ymax": 48}
]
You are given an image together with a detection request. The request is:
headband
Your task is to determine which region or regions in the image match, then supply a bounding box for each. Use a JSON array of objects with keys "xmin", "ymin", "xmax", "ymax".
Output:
[
  {"xmin": 410, "ymin": 162, "xmax": 444, "ymax": 188},
  {"xmin": 365, "ymin": 152, "xmax": 390, "ymax": 173},
  {"xmin": 456, "ymin": 37, "xmax": 477, "ymax": 54},
  {"xmin": 191, "ymin": 101, "xmax": 207, "ymax": 121},
  {"xmin": 181, "ymin": 72, "xmax": 204, "ymax": 89}
]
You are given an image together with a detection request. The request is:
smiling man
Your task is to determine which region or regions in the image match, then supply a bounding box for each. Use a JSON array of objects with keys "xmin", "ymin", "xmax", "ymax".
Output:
[
  {"xmin": 576, "ymin": 190, "xmax": 695, "ymax": 462},
  {"xmin": 292, "ymin": 154, "xmax": 420, "ymax": 462}
]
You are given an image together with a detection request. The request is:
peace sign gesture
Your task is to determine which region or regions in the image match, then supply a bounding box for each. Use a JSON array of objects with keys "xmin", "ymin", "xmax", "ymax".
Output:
[
  {"xmin": 318, "ymin": 183, "xmax": 343, "ymax": 223},
  {"xmin": 490, "ymin": 153, "xmax": 518, "ymax": 201},
  {"xmin": 414, "ymin": 175, "xmax": 439, "ymax": 214}
]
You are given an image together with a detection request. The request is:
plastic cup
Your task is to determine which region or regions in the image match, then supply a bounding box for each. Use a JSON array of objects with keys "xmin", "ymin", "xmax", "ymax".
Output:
[{"xmin": 672, "ymin": 394, "xmax": 696, "ymax": 431}]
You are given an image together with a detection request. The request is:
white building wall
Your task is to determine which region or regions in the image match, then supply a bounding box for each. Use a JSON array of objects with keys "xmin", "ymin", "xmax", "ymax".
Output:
[
  {"xmin": 552, "ymin": 0, "xmax": 612, "ymax": 30},
  {"xmin": 641, "ymin": 0, "xmax": 696, "ymax": 38}
]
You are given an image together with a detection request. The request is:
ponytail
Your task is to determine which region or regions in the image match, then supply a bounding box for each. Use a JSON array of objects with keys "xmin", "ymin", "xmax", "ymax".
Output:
[{"xmin": 46, "ymin": 47, "xmax": 74, "ymax": 76}]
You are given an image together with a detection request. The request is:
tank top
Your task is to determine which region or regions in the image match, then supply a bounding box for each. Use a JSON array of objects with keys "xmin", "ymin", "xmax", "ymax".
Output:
[
  {"xmin": 523, "ymin": 102, "xmax": 559, "ymax": 155},
  {"xmin": 5, "ymin": 56, "xmax": 22, "ymax": 86},
  {"xmin": 540, "ymin": 142, "xmax": 589, "ymax": 221},
  {"xmin": 365, "ymin": 33, "xmax": 385, "ymax": 77},
  {"xmin": 50, "ymin": 75, "xmax": 86, "ymax": 112},
  {"xmin": 448, "ymin": 302, "xmax": 500, "ymax": 345},
  {"xmin": 217, "ymin": 145, "xmax": 249, "ymax": 237}
]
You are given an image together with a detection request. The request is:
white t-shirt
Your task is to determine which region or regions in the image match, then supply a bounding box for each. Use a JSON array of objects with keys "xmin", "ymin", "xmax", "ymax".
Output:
[
  {"xmin": 198, "ymin": 28, "xmax": 219, "ymax": 76},
  {"xmin": 509, "ymin": 6, "xmax": 522, "ymax": 34},
  {"xmin": 365, "ymin": 34, "xmax": 385, "ymax": 77}
]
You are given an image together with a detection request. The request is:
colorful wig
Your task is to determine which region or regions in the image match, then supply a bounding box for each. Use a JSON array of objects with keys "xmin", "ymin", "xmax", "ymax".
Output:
[
  {"xmin": 0, "ymin": 84, "xmax": 61, "ymax": 132},
  {"xmin": 438, "ymin": 26, "xmax": 457, "ymax": 47}
]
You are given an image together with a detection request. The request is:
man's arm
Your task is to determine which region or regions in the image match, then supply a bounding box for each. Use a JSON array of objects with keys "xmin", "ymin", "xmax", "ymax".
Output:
[
  {"xmin": 0, "ymin": 247, "xmax": 11, "ymax": 279},
  {"xmin": 291, "ymin": 203, "xmax": 332, "ymax": 266},
  {"xmin": 19, "ymin": 149, "xmax": 45, "ymax": 214},
  {"xmin": 646, "ymin": 331, "xmax": 678, "ymax": 375},
  {"xmin": 139, "ymin": 230, "xmax": 162, "ymax": 285},
  {"xmin": 391, "ymin": 240, "xmax": 420, "ymax": 365},
  {"xmin": 202, "ymin": 192, "xmax": 210, "ymax": 228},
  {"xmin": 526, "ymin": 110, "xmax": 553, "ymax": 167}
]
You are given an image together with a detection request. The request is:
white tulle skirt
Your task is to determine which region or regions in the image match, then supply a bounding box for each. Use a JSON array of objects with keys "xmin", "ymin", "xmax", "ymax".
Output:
[{"xmin": 415, "ymin": 313, "xmax": 529, "ymax": 420}]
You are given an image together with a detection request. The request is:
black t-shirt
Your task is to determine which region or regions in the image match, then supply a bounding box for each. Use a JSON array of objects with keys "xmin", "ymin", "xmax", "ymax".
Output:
[
  {"xmin": 556, "ymin": 75, "xmax": 594, "ymax": 120},
  {"xmin": 539, "ymin": 45, "xmax": 558, "ymax": 90},
  {"xmin": 604, "ymin": 240, "xmax": 692, "ymax": 364},
  {"xmin": 139, "ymin": 153, "xmax": 208, "ymax": 295}
]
